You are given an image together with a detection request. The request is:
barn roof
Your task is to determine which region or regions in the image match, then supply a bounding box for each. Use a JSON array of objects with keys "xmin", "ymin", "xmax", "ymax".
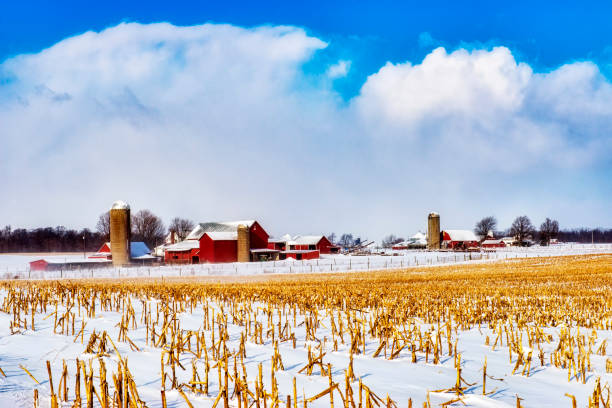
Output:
[
  {"xmin": 186, "ymin": 220, "xmax": 256, "ymax": 240},
  {"xmin": 205, "ymin": 232, "xmax": 238, "ymax": 241},
  {"xmin": 96, "ymin": 241, "xmax": 150, "ymax": 257},
  {"xmin": 130, "ymin": 242, "xmax": 151, "ymax": 258},
  {"xmin": 291, "ymin": 235, "xmax": 324, "ymax": 245},
  {"xmin": 165, "ymin": 240, "xmax": 200, "ymax": 252},
  {"xmin": 482, "ymin": 239, "xmax": 504, "ymax": 245},
  {"xmin": 443, "ymin": 230, "xmax": 479, "ymax": 242}
]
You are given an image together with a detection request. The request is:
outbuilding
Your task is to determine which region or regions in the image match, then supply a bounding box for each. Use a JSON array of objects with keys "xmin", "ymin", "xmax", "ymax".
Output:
[
  {"xmin": 481, "ymin": 239, "xmax": 506, "ymax": 248},
  {"xmin": 286, "ymin": 235, "xmax": 340, "ymax": 254},
  {"xmin": 441, "ymin": 230, "xmax": 479, "ymax": 250}
]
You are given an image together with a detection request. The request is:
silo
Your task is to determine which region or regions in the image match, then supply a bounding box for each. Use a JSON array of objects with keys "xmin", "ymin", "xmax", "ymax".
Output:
[
  {"xmin": 110, "ymin": 201, "xmax": 131, "ymax": 266},
  {"xmin": 237, "ymin": 224, "xmax": 250, "ymax": 262},
  {"xmin": 427, "ymin": 212, "xmax": 441, "ymax": 250}
]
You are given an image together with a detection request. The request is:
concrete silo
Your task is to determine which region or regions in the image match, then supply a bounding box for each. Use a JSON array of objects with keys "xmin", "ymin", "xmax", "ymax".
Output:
[
  {"xmin": 237, "ymin": 224, "xmax": 250, "ymax": 262},
  {"xmin": 110, "ymin": 201, "xmax": 131, "ymax": 266},
  {"xmin": 427, "ymin": 212, "xmax": 441, "ymax": 250}
]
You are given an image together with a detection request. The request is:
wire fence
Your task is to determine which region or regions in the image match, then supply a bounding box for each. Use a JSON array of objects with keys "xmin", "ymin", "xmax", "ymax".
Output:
[{"xmin": 2, "ymin": 244, "xmax": 611, "ymax": 280}]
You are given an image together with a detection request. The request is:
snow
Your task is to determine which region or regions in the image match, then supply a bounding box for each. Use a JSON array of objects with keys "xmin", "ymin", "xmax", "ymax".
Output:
[
  {"xmin": 443, "ymin": 229, "xmax": 479, "ymax": 242},
  {"xmin": 1, "ymin": 244, "xmax": 611, "ymax": 279},
  {"xmin": 110, "ymin": 200, "xmax": 130, "ymax": 210},
  {"xmin": 0, "ymin": 285, "xmax": 609, "ymax": 407}
]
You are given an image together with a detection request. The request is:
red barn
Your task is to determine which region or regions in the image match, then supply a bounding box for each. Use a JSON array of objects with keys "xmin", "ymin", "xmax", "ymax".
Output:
[
  {"xmin": 441, "ymin": 230, "xmax": 480, "ymax": 250},
  {"xmin": 481, "ymin": 239, "xmax": 506, "ymax": 248},
  {"xmin": 165, "ymin": 220, "xmax": 275, "ymax": 264},
  {"xmin": 282, "ymin": 250, "xmax": 320, "ymax": 260},
  {"xmin": 287, "ymin": 235, "xmax": 340, "ymax": 254}
]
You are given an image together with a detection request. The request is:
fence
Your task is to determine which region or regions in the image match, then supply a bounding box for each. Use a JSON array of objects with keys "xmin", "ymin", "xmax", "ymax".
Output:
[{"xmin": 2, "ymin": 243, "xmax": 612, "ymax": 280}]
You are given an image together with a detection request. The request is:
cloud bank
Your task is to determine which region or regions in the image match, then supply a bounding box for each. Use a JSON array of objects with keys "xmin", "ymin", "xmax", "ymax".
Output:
[{"xmin": 0, "ymin": 22, "xmax": 610, "ymax": 239}]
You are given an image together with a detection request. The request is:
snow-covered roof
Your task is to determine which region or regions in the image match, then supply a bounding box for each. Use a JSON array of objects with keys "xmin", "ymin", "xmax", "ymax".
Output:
[
  {"xmin": 165, "ymin": 240, "xmax": 200, "ymax": 252},
  {"xmin": 111, "ymin": 200, "xmax": 130, "ymax": 210},
  {"xmin": 205, "ymin": 232, "xmax": 238, "ymax": 241},
  {"xmin": 411, "ymin": 232, "xmax": 426, "ymax": 240},
  {"xmin": 291, "ymin": 235, "xmax": 324, "ymax": 245},
  {"xmin": 482, "ymin": 239, "xmax": 504, "ymax": 245},
  {"xmin": 443, "ymin": 230, "xmax": 479, "ymax": 242},
  {"xmin": 186, "ymin": 221, "xmax": 256, "ymax": 240}
]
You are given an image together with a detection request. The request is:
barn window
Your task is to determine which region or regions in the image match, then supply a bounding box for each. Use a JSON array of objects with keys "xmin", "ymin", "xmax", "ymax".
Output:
[{"xmin": 309, "ymin": 245, "xmax": 316, "ymax": 250}]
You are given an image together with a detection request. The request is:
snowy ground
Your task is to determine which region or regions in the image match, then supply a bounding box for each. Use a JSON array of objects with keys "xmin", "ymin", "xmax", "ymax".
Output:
[
  {"xmin": 0, "ymin": 254, "xmax": 610, "ymax": 407},
  {"xmin": 1, "ymin": 243, "xmax": 611, "ymax": 280},
  {"xmin": 0, "ymin": 286, "xmax": 610, "ymax": 407}
]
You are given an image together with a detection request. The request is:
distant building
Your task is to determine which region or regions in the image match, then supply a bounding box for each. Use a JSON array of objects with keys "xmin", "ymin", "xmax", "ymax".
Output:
[
  {"xmin": 392, "ymin": 232, "xmax": 427, "ymax": 250},
  {"xmin": 165, "ymin": 220, "xmax": 278, "ymax": 263},
  {"xmin": 441, "ymin": 230, "xmax": 479, "ymax": 250},
  {"xmin": 89, "ymin": 242, "xmax": 152, "ymax": 260},
  {"xmin": 481, "ymin": 239, "xmax": 506, "ymax": 248},
  {"xmin": 267, "ymin": 234, "xmax": 339, "ymax": 260}
]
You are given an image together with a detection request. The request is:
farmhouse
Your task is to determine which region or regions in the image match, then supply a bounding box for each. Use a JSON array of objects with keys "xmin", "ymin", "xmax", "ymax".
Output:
[
  {"xmin": 165, "ymin": 220, "xmax": 277, "ymax": 264},
  {"xmin": 441, "ymin": 230, "xmax": 479, "ymax": 250}
]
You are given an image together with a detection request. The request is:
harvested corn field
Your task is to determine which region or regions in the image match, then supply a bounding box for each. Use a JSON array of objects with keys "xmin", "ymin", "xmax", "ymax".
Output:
[{"xmin": 0, "ymin": 255, "xmax": 611, "ymax": 407}]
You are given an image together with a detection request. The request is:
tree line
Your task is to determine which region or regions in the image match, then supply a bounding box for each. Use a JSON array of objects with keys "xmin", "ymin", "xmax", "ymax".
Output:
[
  {"xmin": 475, "ymin": 215, "xmax": 612, "ymax": 245},
  {"xmin": 0, "ymin": 209, "xmax": 195, "ymax": 253},
  {"xmin": 0, "ymin": 226, "xmax": 105, "ymax": 253}
]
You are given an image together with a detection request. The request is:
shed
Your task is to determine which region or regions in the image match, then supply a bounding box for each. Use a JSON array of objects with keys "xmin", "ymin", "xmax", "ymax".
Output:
[
  {"xmin": 441, "ymin": 230, "xmax": 479, "ymax": 250},
  {"xmin": 481, "ymin": 239, "xmax": 506, "ymax": 248}
]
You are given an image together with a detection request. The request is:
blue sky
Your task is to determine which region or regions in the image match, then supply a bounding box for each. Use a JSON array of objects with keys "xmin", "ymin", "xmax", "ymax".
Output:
[
  {"xmin": 4, "ymin": 1, "xmax": 612, "ymax": 97},
  {"xmin": 0, "ymin": 1, "xmax": 611, "ymax": 238}
]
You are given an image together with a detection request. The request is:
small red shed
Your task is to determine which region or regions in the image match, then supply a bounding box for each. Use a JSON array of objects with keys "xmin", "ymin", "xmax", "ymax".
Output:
[{"xmin": 441, "ymin": 230, "xmax": 480, "ymax": 250}]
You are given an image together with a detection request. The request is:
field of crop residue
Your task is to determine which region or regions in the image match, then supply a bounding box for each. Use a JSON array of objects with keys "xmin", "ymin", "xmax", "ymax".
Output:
[{"xmin": 1, "ymin": 254, "xmax": 611, "ymax": 407}]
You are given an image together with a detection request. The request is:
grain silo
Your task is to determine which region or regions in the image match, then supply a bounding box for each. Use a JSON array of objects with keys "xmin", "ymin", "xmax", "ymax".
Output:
[
  {"xmin": 110, "ymin": 201, "xmax": 131, "ymax": 266},
  {"xmin": 237, "ymin": 224, "xmax": 250, "ymax": 262},
  {"xmin": 427, "ymin": 212, "xmax": 441, "ymax": 250}
]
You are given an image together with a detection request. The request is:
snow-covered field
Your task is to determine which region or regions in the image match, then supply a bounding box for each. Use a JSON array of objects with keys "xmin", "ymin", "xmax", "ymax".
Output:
[
  {"xmin": 0, "ymin": 254, "xmax": 610, "ymax": 408},
  {"xmin": 1, "ymin": 243, "xmax": 611, "ymax": 280}
]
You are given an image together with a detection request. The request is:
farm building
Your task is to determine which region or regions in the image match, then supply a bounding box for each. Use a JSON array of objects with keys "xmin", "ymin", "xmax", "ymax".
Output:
[
  {"xmin": 267, "ymin": 234, "xmax": 339, "ymax": 260},
  {"xmin": 481, "ymin": 239, "xmax": 506, "ymax": 248},
  {"xmin": 441, "ymin": 230, "xmax": 480, "ymax": 250},
  {"xmin": 392, "ymin": 232, "xmax": 427, "ymax": 250},
  {"xmin": 165, "ymin": 220, "xmax": 278, "ymax": 264},
  {"xmin": 287, "ymin": 235, "xmax": 340, "ymax": 254},
  {"xmin": 30, "ymin": 258, "xmax": 111, "ymax": 272},
  {"xmin": 89, "ymin": 242, "xmax": 152, "ymax": 260}
]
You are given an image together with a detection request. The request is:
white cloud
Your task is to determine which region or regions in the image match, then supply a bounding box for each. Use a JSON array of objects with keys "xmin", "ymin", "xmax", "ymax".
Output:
[
  {"xmin": 326, "ymin": 60, "xmax": 351, "ymax": 79},
  {"xmin": 0, "ymin": 23, "xmax": 610, "ymax": 239}
]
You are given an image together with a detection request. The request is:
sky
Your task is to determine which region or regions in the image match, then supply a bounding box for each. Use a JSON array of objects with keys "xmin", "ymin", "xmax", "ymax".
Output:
[{"xmin": 0, "ymin": 1, "xmax": 611, "ymax": 240}]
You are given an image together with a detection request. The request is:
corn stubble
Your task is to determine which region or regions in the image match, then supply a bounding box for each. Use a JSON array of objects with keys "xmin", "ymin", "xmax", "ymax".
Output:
[{"xmin": 1, "ymin": 254, "xmax": 611, "ymax": 407}]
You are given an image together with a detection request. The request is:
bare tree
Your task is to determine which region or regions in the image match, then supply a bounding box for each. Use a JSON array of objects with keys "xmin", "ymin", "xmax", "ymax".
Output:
[
  {"xmin": 132, "ymin": 209, "xmax": 165, "ymax": 248},
  {"xmin": 474, "ymin": 216, "xmax": 497, "ymax": 239},
  {"xmin": 510, "ymin": 215, "xmax": 534, "ymax": 245},
  {"xmin": 327, "ymin": 233, "xmax": 336, "ymax": 244},
  {"xmin": 168, "ymin": 217, "xmax": 195, "ymax": 241},
  {"xmin": 539, "ymin": 218, "xmax": 559, "ymax": 245},
  {"xmin": 338, "ymin": 233, "xmax": 354, "ymax": 248},
  {"xmin": 96, "ymin": 212, "xmax": 110, "ymax": 240}
]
